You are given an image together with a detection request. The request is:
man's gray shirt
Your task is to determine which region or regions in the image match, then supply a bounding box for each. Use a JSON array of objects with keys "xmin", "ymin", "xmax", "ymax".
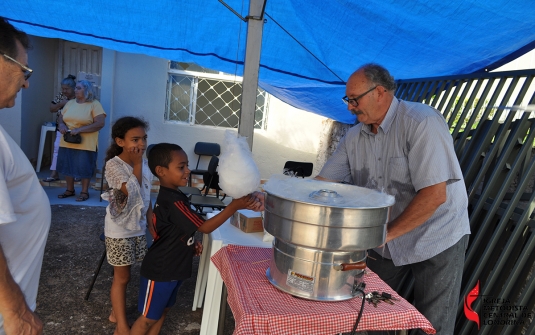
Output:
[{"xmin": 319, "ymin": 98, "xmax": 470, "ymax": 265}]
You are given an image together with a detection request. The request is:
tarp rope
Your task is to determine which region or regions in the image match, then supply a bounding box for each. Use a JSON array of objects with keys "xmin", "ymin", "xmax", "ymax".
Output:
[{"xmin": 265, "ymin": 12, "xmax": 345, "ymax": 83}]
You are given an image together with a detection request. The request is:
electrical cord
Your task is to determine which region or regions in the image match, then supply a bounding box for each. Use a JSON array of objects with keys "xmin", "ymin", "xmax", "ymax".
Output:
[{"xmin": 349, "ymin": 288, "xmax": 366, "ymax": 335}]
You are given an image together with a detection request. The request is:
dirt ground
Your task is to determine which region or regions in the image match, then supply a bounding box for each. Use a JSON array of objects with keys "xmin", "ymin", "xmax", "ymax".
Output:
[{"xmin": 36, "ymin": 204, "xmax": 236, "ymax": 335}]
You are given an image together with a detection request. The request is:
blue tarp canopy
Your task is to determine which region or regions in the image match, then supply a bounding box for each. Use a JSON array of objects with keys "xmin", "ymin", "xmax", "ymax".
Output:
[{"xmin": 3, "ymin": 0, "xmax": 535, "ymax": 124}]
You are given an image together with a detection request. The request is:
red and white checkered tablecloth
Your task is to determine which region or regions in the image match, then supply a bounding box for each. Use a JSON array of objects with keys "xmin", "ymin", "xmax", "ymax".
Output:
[{"xmin": 211, "ymin": 245, "xmax": 436, "ymax": 335}]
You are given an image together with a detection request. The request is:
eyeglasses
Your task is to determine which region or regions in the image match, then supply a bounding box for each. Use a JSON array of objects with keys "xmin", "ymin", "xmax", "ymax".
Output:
[
  {"xmin": 342, "ymin": 86, "xmax": 377, "ymax": 107},
  {"xmin": 2, "ymin": 54, "xmax": 33, "ymax": 80}
]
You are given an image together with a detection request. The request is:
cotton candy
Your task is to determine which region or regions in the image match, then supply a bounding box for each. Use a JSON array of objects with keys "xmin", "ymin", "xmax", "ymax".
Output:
[
  {"xmin": 218, "ymin": 130, "xmax": 261, "ymax": 198},
  {"xmin": 263, "ymin": 174, "xmax": 395, "ymax": 208}
]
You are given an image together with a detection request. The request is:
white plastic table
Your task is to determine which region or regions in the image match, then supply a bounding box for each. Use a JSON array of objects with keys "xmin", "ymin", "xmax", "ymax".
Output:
[
  {"xmin": 36, "ymin": 124, "xmax": 56, "ymax": 172},
  {"xmin": 193, "ymin": 219, "xmax": 271, "ymax": 335}
]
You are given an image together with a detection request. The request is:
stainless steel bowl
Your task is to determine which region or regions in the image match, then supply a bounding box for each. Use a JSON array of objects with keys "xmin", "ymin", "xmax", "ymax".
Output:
[{"xmin": 264, "ymin": 190, "xmax": 391, "ymax": 251}]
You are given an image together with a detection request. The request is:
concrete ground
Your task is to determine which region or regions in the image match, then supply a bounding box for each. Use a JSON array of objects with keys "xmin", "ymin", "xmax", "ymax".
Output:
[
  {"xmin": 36, "ymin": 168, "xmax": 369, "ymax": 335},
  {"xmin": 36, "ymin": 168, "xmax": 237, "ymax": 335}
]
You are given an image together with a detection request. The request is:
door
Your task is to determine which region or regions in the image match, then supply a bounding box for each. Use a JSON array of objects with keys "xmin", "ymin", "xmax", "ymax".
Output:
[{"xmin": 57, "ymin": 41, "xmax": 102, "ymax": 97}]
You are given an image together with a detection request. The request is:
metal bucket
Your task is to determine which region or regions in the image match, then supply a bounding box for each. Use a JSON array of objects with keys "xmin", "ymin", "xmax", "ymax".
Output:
[{"xmin": 263, "ymin": 178, "xmax": 394, "ymax": 301}]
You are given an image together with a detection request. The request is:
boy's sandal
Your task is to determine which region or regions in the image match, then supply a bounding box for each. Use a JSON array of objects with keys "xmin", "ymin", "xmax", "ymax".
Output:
[
  {"xmin": 42, "ymin": 177, "xmax": 60, "ymax": 182},
  {"xmin": 76, "ymin": 192, "xmax": 90, "ymax": 202},
  {"xmin": 58, "ymin": 190, "xmax": 75, "ymax": 198}
]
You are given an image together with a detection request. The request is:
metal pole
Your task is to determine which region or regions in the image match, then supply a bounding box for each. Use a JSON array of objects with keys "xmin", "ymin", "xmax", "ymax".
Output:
[{"xmin": 238, "ymin": 0, "xmax": 265, "ymax": 150}]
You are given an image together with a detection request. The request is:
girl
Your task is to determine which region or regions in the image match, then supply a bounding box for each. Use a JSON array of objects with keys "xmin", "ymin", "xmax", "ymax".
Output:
[{"xmin": 103, "ymin": 116, "xmax": 152, "ymax": 335}]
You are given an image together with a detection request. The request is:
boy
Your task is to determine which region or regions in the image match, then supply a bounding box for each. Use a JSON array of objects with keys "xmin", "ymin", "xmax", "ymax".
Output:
[{"xmin": 130, "ymin": 143, "xmax": 257, "ymax": 335}]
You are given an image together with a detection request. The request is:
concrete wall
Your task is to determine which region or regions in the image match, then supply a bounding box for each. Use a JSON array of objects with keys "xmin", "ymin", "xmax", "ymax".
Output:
[
  {"xmin": 1, "ymin": 37, "xmax": 319, "ymax": 176},
  {"xmin": 252, "ymin": 96, "xmax": 324, "ymax": 177},
  {"xmin": 22, "ymin": 36, "xmax": 57, "ymax": 161},
  {"xmin": 11, "ymin": 36, "xmax": 534, "ymax": 179},
  {"xmin": 96, "ymin": 48, "xmax": 116, "ymax": 166},
  {"xmin": 0, "ymin": 95, "xmax": 22, "ymax": 146},
  {"xmin": 0, "ymin": 36, "xmax": 57, "ymax": 158},
  {"xmin": 102, "ymin": 51, "xmax": 325, "ymax": 179}
]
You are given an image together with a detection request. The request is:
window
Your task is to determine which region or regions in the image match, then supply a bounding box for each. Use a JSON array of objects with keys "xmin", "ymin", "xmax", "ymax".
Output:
[{"xmin": 166, "ymin": 62, "xmax": 269, "ymax": 129}]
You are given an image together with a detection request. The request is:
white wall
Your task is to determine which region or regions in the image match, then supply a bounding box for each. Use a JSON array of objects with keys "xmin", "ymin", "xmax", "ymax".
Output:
[
  {"xmin": 0, "ymin": 36, "xmax": 57, "ymax": 160},
  {"xmin": 0, "ymin": 95, "xmax": 22, "ymax": 145},
  {"xmin": 103, "ymin": 51, "xmax": 326, "ymax": 179},
  {"xmin": 11, "ymin": 36, "xmax": 535, "ymax": 178},
  {"xmin": 22, "ymin": 36, "xmax": 57, "ymax": 156},
  {"xmin": 1, "ymin": 36, "xmax": 352, "ymax": 178},
  {"xmin": 96, "ymin": 48, "xmax": 116, "ymax": 166},
  {"xmin": 251, "ymin": 96, "xmax": 325, "ymax": 177}
]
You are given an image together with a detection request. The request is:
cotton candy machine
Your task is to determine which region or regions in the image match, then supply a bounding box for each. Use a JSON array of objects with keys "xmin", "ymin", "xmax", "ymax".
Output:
[{"xmin": 263, "ymin": 175, "xmax": 395, "ymax": 301}]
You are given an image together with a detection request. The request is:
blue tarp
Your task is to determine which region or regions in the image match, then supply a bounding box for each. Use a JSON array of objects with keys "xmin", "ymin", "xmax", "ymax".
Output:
[{"xmin": 3, "ymin": 0, "xmax": 535, "ymax": 123}]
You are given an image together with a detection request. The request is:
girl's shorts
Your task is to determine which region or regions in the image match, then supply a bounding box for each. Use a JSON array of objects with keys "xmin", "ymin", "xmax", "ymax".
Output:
[
  {"xmin": 105, "ymin": 235, "xmax": 147, "ymax": 266},
  {"xmin": 138, "ymin": 276, "xmax": 183, "ymax": 320}
]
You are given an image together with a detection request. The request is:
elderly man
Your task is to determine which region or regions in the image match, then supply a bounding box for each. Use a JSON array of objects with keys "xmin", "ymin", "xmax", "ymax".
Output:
[
  {"xmin": 317, "ymin": 63, "xmax": 470, "ymax": 334},
  {"xmin": 0, "ymin": 17, "xmax": 51, "ymax": 335}
]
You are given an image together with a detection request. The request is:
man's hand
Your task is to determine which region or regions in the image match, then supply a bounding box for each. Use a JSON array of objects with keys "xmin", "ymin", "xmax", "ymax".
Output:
[
  {"xmin": 3, "ymin": 307, "xmax": 43, "ymax": 335},
  {"xmin": 314, "ymin": 176, "xmax": 339, "ymax": 182},
  {"xmin": 0, "ymin": 245, "xmax": 43, "ymax": 335},
  {"xmin": 247, "ymin": 191, "xmax": 265, "ymax": 212}
]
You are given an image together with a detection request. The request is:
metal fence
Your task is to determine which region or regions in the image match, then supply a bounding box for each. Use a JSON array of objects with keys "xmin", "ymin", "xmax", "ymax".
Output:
[{"xmin": 395, "ymin": 68, "xmax": 535, "ymax": 335}]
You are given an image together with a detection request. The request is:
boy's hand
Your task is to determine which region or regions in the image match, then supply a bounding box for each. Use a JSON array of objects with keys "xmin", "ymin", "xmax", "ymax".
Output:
[
  {"xmin": 246, "ymin": 191, "xmax": 265, "ymax": 212},
  {"xmin": 148, "ymin": 222, "xmax": 157, "ymax": 240},
  {"xmin": 194, "ymin": 241, "xmax": 203, "ymax": 256},
  {"xmin": 232, "ymin": 194, "xmax": 257, "ymax": 210}
]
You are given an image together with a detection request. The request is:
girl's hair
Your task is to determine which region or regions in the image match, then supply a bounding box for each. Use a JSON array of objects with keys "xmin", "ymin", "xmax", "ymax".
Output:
[
  {"xmin": 105, "ymin": 116, "xmax": 149, "ymax": 163},
  {"xmin": 147, "ymin": 143, "xmax": 183, "ymax": 177},
  {"xmin": 61, "ymin": 74, "xmax": 76, "ymax": 89},
  {"xmin": 77, "ymin": 80, "xmax": 96, "ymax": 101}
]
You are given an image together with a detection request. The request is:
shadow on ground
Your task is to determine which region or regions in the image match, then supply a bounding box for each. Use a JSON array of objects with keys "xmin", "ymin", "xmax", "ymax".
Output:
[{"xmin": 37, "ymin": 205, "xmax": 236, "ymax": 334}]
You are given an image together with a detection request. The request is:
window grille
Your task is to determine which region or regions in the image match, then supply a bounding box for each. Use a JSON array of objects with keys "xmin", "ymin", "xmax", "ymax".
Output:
[{"xmin": 166, "ymin": 62, "xmax": 269, "ymax": 129}]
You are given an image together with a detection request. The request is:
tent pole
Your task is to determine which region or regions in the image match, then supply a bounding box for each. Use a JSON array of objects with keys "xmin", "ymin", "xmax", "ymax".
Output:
[{"xmin": 238, "ymin": 0, "xmax": 266, "ymax": 150}]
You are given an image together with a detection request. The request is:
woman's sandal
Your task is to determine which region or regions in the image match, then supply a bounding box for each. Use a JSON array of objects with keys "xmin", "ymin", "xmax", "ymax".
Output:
[
  {"xmin": 58, "ymin": 190, "xmax": 75, "ymax": 199},
  {"xmin": 76, "ymin": 192, "xmax": 90, "ymax": 202}
]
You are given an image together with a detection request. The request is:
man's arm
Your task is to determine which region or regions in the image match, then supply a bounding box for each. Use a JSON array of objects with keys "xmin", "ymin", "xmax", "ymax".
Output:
[
  {"xmin": 0, "ymin": 244, "xmax": 43, "ymax": 335},
  {"xmin": 385, "ymin": 181, "xmax": 447, "ymax": 243},
  {"xmin": 314, "ymin": 176, "xmax": 340, "ymax": 182}
]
